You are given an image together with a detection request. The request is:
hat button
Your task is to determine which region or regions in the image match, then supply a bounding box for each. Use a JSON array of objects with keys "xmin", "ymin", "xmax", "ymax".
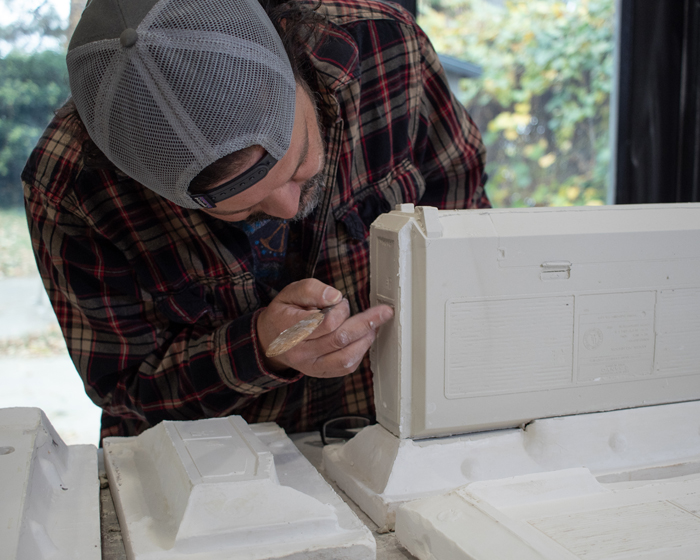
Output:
[{"xmin": 120, "ymin": 28, "xmax": 138, "ymax": 48}]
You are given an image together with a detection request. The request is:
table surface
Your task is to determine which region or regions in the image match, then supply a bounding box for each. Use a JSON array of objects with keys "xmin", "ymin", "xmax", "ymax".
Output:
[{"xmin": 98, "ymin": 432, "xmax": 415, "ymax": 560}]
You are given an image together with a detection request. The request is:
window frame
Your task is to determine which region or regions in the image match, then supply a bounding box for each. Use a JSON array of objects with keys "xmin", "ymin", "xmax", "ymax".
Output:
[{"xmin": 614, "ymin": 0, "xmax": 700, "ymax": 203}]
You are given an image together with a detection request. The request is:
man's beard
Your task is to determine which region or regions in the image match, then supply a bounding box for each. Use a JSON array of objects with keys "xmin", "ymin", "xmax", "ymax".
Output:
[{"xmin": 245, "ymin": 172, "xmax": 325, "ymax": 224}]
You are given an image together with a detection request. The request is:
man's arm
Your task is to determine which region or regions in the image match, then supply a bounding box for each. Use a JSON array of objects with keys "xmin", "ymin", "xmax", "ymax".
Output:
[{"xmin": 23, "ymin": 183, "xmax": 301, "ymax": 431}]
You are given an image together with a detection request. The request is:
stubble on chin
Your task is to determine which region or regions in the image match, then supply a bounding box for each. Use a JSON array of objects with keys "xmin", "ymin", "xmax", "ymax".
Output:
[{"xmin": 245, "ymin": 172, "xmax": 325, "ymax": 225}]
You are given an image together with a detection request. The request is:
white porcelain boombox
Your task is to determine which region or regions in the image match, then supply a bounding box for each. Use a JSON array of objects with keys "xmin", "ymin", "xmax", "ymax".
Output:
[{"xmin": 370, "ymin": 203, "xmax": 700, "ymax": 439}]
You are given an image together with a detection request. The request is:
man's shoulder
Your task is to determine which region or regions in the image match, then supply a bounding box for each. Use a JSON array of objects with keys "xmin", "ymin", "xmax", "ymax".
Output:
[
  {"xmin": 311, "ymin": 0, "xmax": 417, "ymax": 29},
  {"xmin": 22, "ymin": 104, "xmax": 135, "ymax": 218},
  {"xmin": 302, "ymin": 0, "xmax": 422, "ymax": 89},
  {"xmin": 21, "ymin": 106, "xmax": 88, "ymax": 206}
]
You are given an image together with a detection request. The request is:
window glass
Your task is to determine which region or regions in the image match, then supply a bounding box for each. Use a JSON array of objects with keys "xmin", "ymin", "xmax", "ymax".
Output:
[{"xmin": 418, "ymin": 0, "xmax": 617, "ymax": 207}]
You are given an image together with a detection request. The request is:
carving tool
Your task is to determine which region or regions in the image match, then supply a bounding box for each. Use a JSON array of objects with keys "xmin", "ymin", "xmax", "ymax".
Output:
[{"xmin": 265, "ymin": 301, "xmax": 342, "ymax": 358}]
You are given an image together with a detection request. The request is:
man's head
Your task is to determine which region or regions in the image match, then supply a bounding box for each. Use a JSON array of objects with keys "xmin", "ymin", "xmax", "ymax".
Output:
[
  {"xmin": 67, "ymin": 0, "xmax": 315, "ymax": 212},
  {"xmin": 191, "ymin": 81, "xmax": 326, "ymax": 224}
]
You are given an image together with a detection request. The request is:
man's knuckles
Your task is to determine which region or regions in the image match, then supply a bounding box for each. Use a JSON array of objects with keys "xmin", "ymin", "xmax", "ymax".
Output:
[
  {"xmin": 330, "ymin": 328, "xmax": 351, "ymax": 348},
  {"xmin": 277, "ymin": 279, "xmax": 337, "ymax": 308}
]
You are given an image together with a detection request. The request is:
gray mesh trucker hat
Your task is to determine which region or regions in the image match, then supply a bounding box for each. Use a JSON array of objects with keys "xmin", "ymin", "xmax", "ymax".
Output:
[{"xmin": 67, "ymin": 0, "xmax": 296, "ymax": 209}]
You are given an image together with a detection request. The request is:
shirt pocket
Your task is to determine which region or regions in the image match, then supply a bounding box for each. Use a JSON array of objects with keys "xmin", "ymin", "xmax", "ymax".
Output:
[
  {"xmin": 154, "ymin": 272, "xmax": 259, "ymax": 326},
  {"xmin": 333, "ymin": 159, "xmax": 426, "ymax": 240}
]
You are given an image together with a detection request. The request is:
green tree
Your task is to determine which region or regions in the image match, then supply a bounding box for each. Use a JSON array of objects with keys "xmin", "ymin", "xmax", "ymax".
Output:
[
  {"xmin": 0, "ymin": 50, "xmax": 70, "ymax": 207},
  {"xmin": 0, "ymin": 0, "xmax": 76, "ymax": 208},
  {"xmin": 418, "ymin": 0, "xmax": 615, "ymax": 207}
]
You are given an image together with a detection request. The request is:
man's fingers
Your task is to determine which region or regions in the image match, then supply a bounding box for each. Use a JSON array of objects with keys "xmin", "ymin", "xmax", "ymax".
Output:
[
  {"xmin": 309, "ymin": 304, "xmax": 393, "ymax": 352},
  {"xmin": 305, "ymin": 298, "xmax": 351, "ymax": 339},
  {"xmin": 260, "ymin": 301, "xmax": 393, "ymax": 377},
  {"xmin": 274, "ymin": 279, "xmax": 343, "ymax": 309},
  {"xmin": 257, "ymin": 281, "xmax": 346, "ymax": 365},
  {"xmin": 308, "ymin": 330, "xmax": 378, "ymax": 378}
]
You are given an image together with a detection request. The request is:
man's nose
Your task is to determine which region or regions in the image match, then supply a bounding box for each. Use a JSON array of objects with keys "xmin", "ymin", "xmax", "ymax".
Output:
[{"xmin": 260, "ymin": 182, "xmax": 301, "ymax": 219}]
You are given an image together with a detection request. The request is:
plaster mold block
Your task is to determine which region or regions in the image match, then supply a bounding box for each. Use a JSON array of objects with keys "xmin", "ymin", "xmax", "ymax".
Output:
[
  {"xmin": 369, "ymin": 204, "xmax": 700, "ymax": 439},
  {"xmin": 323, "ymin": 400, "xmax": 700, "ymax": 530},
  {"xmin": 103, "ymin": 416, "xmax": 375, "ymax": 560},
  {"xmin": 395, "ymin": 468, "xmax": 700, "ymax": 559},
  {"xmin": 0, "ymin": 407, "xmax": 100, "ymax": 560}
]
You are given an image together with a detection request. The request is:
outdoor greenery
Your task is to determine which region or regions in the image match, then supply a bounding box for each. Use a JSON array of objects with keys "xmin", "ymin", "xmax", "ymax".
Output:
[
  {"xmin": 418, "ymin": 0, "xmax": 615, "ymax": 207},
  {"xmin": 1, "ymin": 0, "xmax": 71, "ymax": 208},
  {"xmin": 0, "ymin": 50, "xmax": 70, "ymax": 207}
]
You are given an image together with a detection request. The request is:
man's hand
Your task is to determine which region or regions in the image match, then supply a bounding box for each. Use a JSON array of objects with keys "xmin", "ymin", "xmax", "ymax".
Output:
[{"xmin": 257, "ymin": 279, "xmax": 393, "ymax": 378}]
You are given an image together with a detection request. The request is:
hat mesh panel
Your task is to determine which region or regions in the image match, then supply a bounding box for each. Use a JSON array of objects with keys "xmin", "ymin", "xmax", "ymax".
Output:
[{"xmin": 67, "ymin": 0, "xmax": 296, "ymax": 208}]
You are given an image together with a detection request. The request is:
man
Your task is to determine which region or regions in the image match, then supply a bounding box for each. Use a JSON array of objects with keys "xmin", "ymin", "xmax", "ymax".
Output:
[{"xmin": 22, "ymin": 0, "xmax": 489, "ymax": 441}]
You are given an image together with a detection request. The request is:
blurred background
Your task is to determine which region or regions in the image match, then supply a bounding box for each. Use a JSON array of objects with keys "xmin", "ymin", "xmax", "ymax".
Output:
[{"xmin": 419, "ymin": 0, "xmax": 615, "ymax": 208}]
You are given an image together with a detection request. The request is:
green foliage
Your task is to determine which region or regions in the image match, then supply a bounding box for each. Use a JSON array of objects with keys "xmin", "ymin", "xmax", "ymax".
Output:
[
  {"xmin": 418, "ymin": 0, "xmax": 615, "ymax": 207},
  {"xmin": 0, "ymin": 50, "xmax": 70, "ymax": 207}
]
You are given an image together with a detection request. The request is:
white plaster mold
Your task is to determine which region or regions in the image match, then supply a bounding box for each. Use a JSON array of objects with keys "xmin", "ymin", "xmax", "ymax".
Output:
[
  {"xmin": 103, "ymin": 416, "xmax": 375, "ymax": 560},
  {"xmin": 369, "ymin": 203, "xmax": 700, "ymax": 439},
  {"xmin": 323, "ymin": 400, "xmax": 700, "ymax": 531},
  {"xmin": 395, "ymin": 468, "xmax": 700, "ymax": 559},
  {"xmin": 0, "ymin": 407, "xmax": 100, "ymax": 560}
]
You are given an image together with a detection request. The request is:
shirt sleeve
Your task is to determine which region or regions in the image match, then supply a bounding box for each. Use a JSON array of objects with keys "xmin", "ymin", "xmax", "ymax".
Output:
[
  {"xmin": 412, "ymin": 23, "xmax": 491, "ymax": 211},
  {"xmin": 23, "ymin": 181, "xmax": 303, "ymax": 433}
]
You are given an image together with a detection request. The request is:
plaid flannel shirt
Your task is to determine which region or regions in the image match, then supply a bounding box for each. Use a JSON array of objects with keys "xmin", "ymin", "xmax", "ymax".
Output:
[{"xmin": 22, "ymin": 0, "xmax": 489, "ymax": 440}]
